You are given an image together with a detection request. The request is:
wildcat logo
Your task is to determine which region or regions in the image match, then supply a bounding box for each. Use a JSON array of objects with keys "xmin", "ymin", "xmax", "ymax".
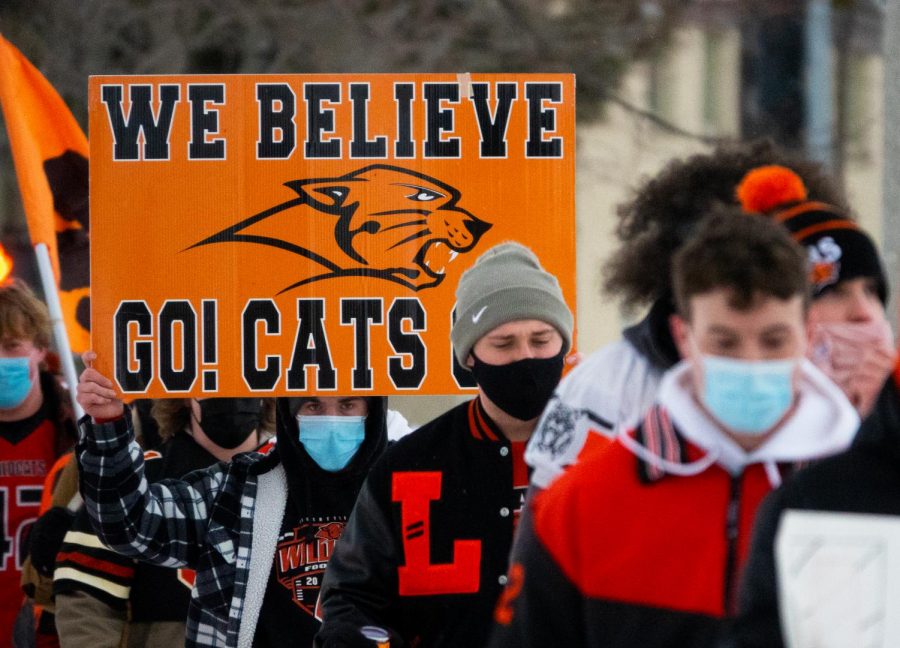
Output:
[
  {"xmin": 533, "ymin": 399, "xmax": 578, "ymax": 460},
  {"xmin": 275, "ymin": 520, "xmax": 346, "ymax": 617},
  {"xmin": 807, "ymin": 236, "xmax": 842, "ymax": 292},
  {"xmin": 188, "ymin": 165, "xmax": 491, "ymax": 292}
]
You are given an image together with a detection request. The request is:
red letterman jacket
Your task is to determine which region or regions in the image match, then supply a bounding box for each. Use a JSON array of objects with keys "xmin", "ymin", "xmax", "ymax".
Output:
[{"xmin": 315, "ymin": 398, "xmax": 529, "ymax": 648}]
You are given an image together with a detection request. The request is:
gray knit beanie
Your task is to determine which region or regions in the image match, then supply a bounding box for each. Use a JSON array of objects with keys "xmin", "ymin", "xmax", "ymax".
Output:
[{"xmin": 451, "ymin": 241, "xmax": 573, "ymax": 365}]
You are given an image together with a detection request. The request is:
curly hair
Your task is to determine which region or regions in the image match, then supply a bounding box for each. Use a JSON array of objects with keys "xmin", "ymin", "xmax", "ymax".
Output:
[
  {"xmin": 603, "ymin": 139, "xmax": 848, "ymax": 309},
  {"xmin": 150, "ymin": 398, "xmax": 276, "ymax": 442}
]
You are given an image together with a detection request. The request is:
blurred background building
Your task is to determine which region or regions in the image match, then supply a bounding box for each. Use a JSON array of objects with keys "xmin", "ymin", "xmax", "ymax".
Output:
[
  {"xmin": 0, "ymin": 0, "xmax": 890, "ymax": 423},
  {"xmin": 578, "ymin": 0, "xmax": 885, "ymax": 350}
]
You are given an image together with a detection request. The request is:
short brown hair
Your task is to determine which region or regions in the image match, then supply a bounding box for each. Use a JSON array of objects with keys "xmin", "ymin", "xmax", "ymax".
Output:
[
  {"xmin": 150, "ymin": 398, "xmax": 277, "ymax": 442},
  {"xmin": 673, "ymin": 208, "xmax": 809, "ymax": 320},
  {"xmin": 0, "ymin": 279, "xmax": 51, "ymax": 348}
]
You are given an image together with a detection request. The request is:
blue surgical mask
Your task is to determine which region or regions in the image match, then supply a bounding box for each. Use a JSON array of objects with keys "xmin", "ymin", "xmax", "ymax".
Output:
[
  {"xmin": 701, "ymin": 355, "xmax": 797, "ymax": 436},
  {"xmin": 0, "ymin": 357, "xmax": 32, "ymax": 409},
  {"xmin": 297, "ymin": 415, "xmax": 366, "ymax": 472}
]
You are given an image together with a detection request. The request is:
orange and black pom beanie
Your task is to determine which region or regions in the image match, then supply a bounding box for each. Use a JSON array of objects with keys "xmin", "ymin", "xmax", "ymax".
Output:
[{"xmin": 737, "ymin": 165, "xmax": 887, "ymax": 304}]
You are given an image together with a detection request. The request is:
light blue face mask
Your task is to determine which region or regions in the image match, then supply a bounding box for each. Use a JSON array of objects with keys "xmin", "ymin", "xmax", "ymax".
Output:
[
  {"xmin": 701, "ymin": 355, "xmax": 797, "ymax": 436},
  {"xmin": 297, "ymin": 415, "xmax": 366, "ymax": 472},
  {"xmin": 0, "ymin": 357, "xmax": 32, "ymax": 409}
]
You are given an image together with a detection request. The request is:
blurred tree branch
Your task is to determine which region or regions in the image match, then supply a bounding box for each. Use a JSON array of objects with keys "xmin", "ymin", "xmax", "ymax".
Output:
[{"xmin": 0, "ymin": 0, "xmax": 682, "ymax": 126}]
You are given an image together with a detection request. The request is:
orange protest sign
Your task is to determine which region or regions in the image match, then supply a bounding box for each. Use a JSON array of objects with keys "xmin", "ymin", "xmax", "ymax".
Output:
[{"xmin": 89, "ymin": 74, "xmax": 575, "ymax": 397}]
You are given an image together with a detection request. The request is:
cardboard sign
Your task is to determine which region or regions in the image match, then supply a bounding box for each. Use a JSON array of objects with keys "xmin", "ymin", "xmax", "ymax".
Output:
[{"xmin": 88, "ymin": 74, "xmax": 575, "ymax": 397}]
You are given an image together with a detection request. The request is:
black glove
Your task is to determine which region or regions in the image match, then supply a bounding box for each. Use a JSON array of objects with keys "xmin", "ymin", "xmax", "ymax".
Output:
[{"xmin": 28, "ymin": 506, "xmax": 76, "ymax": 577}]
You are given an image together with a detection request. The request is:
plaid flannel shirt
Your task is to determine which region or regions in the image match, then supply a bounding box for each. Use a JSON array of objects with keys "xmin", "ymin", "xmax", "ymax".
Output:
[{"xmin": 77, "ymin": 414, "xmax": 281, "ymax": 648}]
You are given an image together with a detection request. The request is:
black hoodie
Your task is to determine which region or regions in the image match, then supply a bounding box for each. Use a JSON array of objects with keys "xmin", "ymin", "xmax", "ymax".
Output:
[
  {"xmin": 252, "ymin": 397, "xmax": 388, "ymax": 648},
  {"xmin": 276, "ymin": 396, "xmax": 388, "ymax": 518},
  {"xmin": 729, "ymin": 377, "xmax": 900, "ymax": 648},
  {"xmin": 622, "ymin": 296, "xmax": 681, "ymax": 371}
]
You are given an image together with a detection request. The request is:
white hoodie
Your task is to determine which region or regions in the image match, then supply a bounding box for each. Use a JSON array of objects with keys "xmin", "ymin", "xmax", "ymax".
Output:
[
  {"xmin": 652, "ymin": 358, "xmax": 860, "ymax": 484},
  {"xmin": 525, "ymin": 339, "xmax": 661, "ymax": 488}
]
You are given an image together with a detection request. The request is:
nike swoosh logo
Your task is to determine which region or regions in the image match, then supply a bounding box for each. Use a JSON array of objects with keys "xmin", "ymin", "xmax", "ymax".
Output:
[{"xmin": 472, "ymin": 306, "xmax": 487, "ymax": 323}]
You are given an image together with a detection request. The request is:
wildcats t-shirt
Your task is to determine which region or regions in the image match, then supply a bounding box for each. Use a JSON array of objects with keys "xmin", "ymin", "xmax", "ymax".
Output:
[
  {"xmin": 252, "ymin": 505, "xmax": 348, "ymax": 647},
  {"xmin": 0, "ymin": 412, "xmax": 57, "ymax": 648}
]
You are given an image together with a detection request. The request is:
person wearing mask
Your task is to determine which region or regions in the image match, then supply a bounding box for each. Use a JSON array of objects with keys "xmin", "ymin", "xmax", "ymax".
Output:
[
  {"xmin": 527, "ymin": 144, "xmax": 891, "ymax": 494},
  {"xmin": 73, "ymin": 348, "xmax": 405, "ymax": 648},
  {"xmin": 735, "ymin": 164, "xmax": 895, "ymax": 419},
  {"xmin": 0, "ymin": 279, "xmax": 75, "ymax": 648},
  {"xmin": 489, "ymin": 211, "xmax": 858, "ymax": 648},
  {"xmin": 726, "ymin": 173, "xmax": 897, "ymax": 648},
  {"xmin": 52, "ymin": 397, "xmax": 274, "ymax": 648},
  {"xmin": 314, "ymin": 242, "xmax": 574, "ymax": 648}
]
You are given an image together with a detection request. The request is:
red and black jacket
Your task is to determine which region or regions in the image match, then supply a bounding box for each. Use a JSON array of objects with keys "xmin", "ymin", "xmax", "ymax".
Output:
[
  {"xmin": 489, "ymin": 406, "xmax": 787, "ymax": 648},
  {"xmin": 55, "ymin": 432, "xmax": 218, "ymax": 621},
  {"xmin": 732, "ymin": 377, "xmax": 900, "ymax": 647},
  {"xmin": 315, "ymin": 398, "xmax": 529, "ymax": 648}
]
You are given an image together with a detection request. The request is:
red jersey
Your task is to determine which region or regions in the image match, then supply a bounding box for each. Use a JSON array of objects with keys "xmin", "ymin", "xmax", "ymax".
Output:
[{"xmin": 0, "ymin": 417, "xmax": 57, "ymax": 648}]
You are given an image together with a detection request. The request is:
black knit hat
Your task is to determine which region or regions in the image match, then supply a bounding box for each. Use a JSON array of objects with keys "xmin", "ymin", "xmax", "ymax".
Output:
[{"xmin": 737, "ymin": 165, "xmax": 888, "ymax": 304}]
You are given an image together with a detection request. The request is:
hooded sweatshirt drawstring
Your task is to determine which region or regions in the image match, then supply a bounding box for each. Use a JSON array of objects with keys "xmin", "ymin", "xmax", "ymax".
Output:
[{"xmin": 617, "ymin": 428, "xmax": 720, "ymax": 478}]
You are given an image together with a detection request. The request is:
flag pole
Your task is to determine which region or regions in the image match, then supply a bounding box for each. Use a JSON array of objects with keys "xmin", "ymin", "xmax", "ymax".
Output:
[{"xmin": 34, "ymin": 242, "xmax": 83, "ymax": 419}]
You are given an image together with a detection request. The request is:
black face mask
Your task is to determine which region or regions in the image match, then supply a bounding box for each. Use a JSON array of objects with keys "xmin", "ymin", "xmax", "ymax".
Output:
[
  {"xmin": 470, "ymin": 348, "xmax": 566, "ymax": 421},
  {"xmin": 195, "ymin": 398, "xmax": 263, "ymax": 449}
]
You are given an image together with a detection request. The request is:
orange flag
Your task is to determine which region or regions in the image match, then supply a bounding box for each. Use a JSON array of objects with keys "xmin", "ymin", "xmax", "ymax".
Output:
[{"xmin": 0, "ymin": 34, "xmax": 89, "ymax": 353}]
